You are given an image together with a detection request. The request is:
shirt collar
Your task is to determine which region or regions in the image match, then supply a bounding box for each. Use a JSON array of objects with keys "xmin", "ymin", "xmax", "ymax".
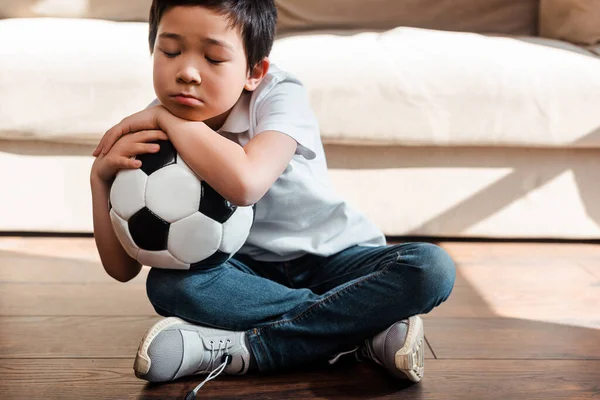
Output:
[{"xmin": 218, "ymin": 91, "xmax": 250, "ymax": 134}]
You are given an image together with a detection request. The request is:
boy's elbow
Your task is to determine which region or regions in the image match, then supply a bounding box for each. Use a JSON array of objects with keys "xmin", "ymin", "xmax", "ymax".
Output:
[
  {"xmin": 229, "ymin": 186, "xmax": 257, "ymax": 207},
  {"xmin": 228, "ymin": 175, "xmax": 263, "ymax": 207},
  {"xmin": 111, "ymin": 272, "xmax": 137, "ymax": 283},
  {"xmin": 102, "ymin": 261, "xmax": 142, "ymax": 283}
]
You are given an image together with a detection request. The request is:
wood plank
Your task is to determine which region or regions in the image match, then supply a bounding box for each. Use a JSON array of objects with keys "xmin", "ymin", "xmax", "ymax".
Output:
[
  {"xmin": 427, "ymin": 286, "xmax": 600, "ymax": 328},
  {"xmin": 0, "ymin": 316, "xmax": 435, "ymax": 359},
  {"xmin": 2, "ymin": 238, "xmax": 598, "ymax": 278},
  {"xmin": 427, "ymin": 263, "xmax": 600, "ymax": 328},
  {"xmin": 0, "ymin": 237, "xmax": 99, "ymax": 262},
  {"xmin": 0, "ymin": 278, "xmax": 517, "ymax": 320},
  {"xmin": 0, "ymin": 316, "xmax": 157, "ymax": 358},
  {"xmin": 0, "ymin": 279, "xmax": 505, "ymax": 321},
  {"xmin": 423, "ymin": 318, "xmax": 600, "ymax": 360},
  {"xmin": 2, "ymin": 258, "xmax": 597, "ymax": 328},
  {"xmin": 1, "ymin": 359, "xmax": 599, "ymax": 400},
  {"xmin": 580, "ymin": 261, "xmax": 600, "ymax": 281},
  {"xmin": 0, "ymin": 249, "xmax": 148, "ymax": 284},
  {"xmin": 438, "ymin": 241, "xmax": 600, "ymax": 267},
  {"xmin": 0, "ymin": 283, "xmax": 155, "ymax": 316}
]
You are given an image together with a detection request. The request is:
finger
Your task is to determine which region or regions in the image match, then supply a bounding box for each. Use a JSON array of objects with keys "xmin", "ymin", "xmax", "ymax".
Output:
[
  {"xmin": 139, "ymin": 129, "xmax": 169, "ymax": 142},
  {"xmin": 93, "ymin": 141, "xmax": 105, "ymax": 157},
  {"xmin": 100, "ymin": 125, "xmax": 124, "ymax": 155},
  {"xmin": 93, "ymin": 138, "xmax": 104, "ymax": 157},
  {"xmin": 101, "ymin": 111, "xmax": 160, "ymax": 155},
  {"xmin": 134, "ymin": 143, "xmax": 161, "ymax": 154},
  {"xmin": 116, "ymin": 130, "xmax": 167, "ymax": 152},
  {"xmin": 119, "ymin": 156, "xmax": 142, "ymax": 169}
]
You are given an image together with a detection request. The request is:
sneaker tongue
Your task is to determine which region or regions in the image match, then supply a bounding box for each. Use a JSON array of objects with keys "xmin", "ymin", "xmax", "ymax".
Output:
[
  {"xmin": 174, "ymin": 330, "xmax": 209, "ymax": 378},
  {"xmin": 198, "ymin": 333, "xmax": 249, "ymax": 375},
  {"xmin": 224, "ymin": 334, "xmax": 251, "ymax": 375},
  {"xmin": 225, "ymin": 351, "xmax": 246, "ymax": 374}
]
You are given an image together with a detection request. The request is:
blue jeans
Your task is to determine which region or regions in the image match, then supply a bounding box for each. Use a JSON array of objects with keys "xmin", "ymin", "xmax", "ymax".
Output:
[{"xmin": 146, "ymin": 242, "xmax": 456, "ymax": 373}]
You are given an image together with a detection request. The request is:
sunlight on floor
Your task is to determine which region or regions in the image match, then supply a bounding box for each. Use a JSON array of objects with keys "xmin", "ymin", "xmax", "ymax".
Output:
[
  {"xmin": 442, "ymin": 242, "xmax": 600, "ymax": 330},
  {"xmin": 0, "ymin": 237, "xmax": 100, "ymax": 263}
]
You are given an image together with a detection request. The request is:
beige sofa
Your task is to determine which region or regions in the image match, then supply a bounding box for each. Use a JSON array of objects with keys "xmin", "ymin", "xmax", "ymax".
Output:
[{"xmin": 1, "ymin": 0, "xmax": 600, "ymax": 239}]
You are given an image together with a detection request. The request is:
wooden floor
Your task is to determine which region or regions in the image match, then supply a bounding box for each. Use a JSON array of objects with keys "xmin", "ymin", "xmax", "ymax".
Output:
[{"xmin": 1, "ymin": 237, "xmax": 599, "ymax": 399}]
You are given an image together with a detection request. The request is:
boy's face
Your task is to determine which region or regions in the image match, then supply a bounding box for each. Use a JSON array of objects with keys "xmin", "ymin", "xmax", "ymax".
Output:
[{"xmin": 153, "ymin": 6, "xmax": 254, "ymax": 129}]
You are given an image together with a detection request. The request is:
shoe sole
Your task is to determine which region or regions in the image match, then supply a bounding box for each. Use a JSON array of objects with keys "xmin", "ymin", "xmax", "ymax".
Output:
[
  {"xmin": 133, "ymin": 316, "xmax": 186, "ymax": 379},
  {"xmin": 394, "ymin": 315, "xmax": 425, "ymax": 382}
]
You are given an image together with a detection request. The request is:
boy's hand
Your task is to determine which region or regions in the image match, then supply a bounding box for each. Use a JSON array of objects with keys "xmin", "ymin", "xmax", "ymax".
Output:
[
  {"xmin": 91, "ymin": 129, "xmax": 168, "ymax": 183},
  {"xmin": 93, "ymin": 105, "xmax": 170, "ymax": 157}
]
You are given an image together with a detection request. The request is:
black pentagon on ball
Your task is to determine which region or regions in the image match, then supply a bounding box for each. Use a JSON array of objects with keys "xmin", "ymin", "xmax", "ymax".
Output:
[
  {"xmin": 199, "ymin": 181, "xmax": 237, "ymax": 223},
  {"xmin": 191, "ymin": 250, "xmax": 231, "ymax": 269},
  {"xmin": 128, "ymin": 207, "xmax": 170, "ymax": 251},
  {"xmin": 136, "ymin": 140, "xmax": 176, "ymax": 176}
]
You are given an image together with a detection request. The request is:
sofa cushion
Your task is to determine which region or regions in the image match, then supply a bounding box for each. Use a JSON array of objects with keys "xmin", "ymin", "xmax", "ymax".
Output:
[
  {"xmin": 0, "ymin": 0, "xmax": 151, "ymax": 21},
  {"xmin": 1, "ymin": 18, "xmax": 600, "ymax": 149},
  {"xmin": 540, "ymin": 0, "xmax": 600, "ymax": 45},
  {"xmin": 0, "ymin": 18, "xmax": 155, "ymax": 145},
  {"xmin": 276, "ymin": 0, "xmax": 539, "ymax": 36},
  {"xmin": 271, "ymin": 28, "xmax": 600, "ymax": 148}
]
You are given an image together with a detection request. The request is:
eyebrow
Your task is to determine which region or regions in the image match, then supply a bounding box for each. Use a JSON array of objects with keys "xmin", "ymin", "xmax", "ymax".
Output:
[{"xmin": 158, "ymin": 32, "xmax": 235, "ymax": 51}]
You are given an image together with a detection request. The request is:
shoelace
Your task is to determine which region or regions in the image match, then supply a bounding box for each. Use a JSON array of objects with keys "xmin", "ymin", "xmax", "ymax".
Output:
[
  {"xmin": 184, "ymin": 339, "xmax": 233, "ymax": 400},
  {"xmin": 358, "ymin": 340, "xmax": 383, "ymax": 367},
  {"xmin": 327, "ymin": 346, "xmax": 359, "ymax": 365},
  {"xmin": 327, "ymin": 341, "xmax": 382, "ymax": 367}
]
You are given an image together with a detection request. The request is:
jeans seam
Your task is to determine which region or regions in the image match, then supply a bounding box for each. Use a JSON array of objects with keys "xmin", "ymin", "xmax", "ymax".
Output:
[
  {"xmin": 307, "ymin": 244, "xmax": 396, "ymax": 291},
  {"xmin": 253, "ymin": 328, "xmax": 268, "ymax": 357},
  {"xmin": 255, "ymin": 251, "xmax": 400, "ymax": 332},
  {"xmin": 307, "ymin": 262, "xmax": 382, "ymax": 292}
]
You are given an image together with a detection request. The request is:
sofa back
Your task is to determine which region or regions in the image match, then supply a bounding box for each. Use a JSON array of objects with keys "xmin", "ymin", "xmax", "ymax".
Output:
[
  {"xmin": 277, "ymin": 0, "xmax": 539, "ymax": 35},
  {"xmin": 0, "ymin": 0, "xmax": 540, "ymax": 35},
  {"xmin": 0, "ymin": 0, "xmax": 151, "ymax": 21}
]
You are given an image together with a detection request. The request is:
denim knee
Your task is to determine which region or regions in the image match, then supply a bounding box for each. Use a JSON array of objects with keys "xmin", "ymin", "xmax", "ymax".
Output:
[
  {"xmin": 145, "ymin": 268, "xmax": 176, "ymax": 315},
  {"xmin": 396, "ymin": 243, "xmax": 456, "ymax": 312}
]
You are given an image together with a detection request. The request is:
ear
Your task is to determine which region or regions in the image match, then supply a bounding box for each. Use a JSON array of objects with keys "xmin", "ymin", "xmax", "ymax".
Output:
[{"xmin": 244, "ymin": 58, "xmax": 270, "ymax": 91}]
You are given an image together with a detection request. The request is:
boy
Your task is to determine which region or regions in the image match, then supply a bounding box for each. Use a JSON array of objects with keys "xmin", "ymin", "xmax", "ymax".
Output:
[{"xmin": 90, "ymin": 0, "xmax": 455, "ymax": 392}]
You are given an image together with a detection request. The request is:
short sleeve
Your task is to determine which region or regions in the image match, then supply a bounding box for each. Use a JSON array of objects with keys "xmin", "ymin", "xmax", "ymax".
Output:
[
  {"xmin": 254, "ymin": 79, "xmax": 319, "ymax": 160},
  {"xmin": 146, "ymin": 98, "xmax": 160, "ymax": 108}
]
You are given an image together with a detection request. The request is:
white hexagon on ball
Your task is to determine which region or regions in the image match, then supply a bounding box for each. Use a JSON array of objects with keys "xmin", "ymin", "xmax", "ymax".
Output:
[
  {"xmin": 176, "ymin": 153, "xmax": 201, "ymax": 180},
  {"xmin": 137, "ymin": 249, "xmax": 190, "ymax": 270},
  {"xmin": 109, "ymin": 209, "xmax": 140, "ymax": 261},
  {"xmin": 146, "ymin": 164, "xmax": 202, "ymax": 223},
  {"xmin": 220, "ymin": 206, "xmax": 254, "ymax": 254},
  {"xmin": 168, "ymin": 212, "xmax": 223, "ymax": 264},
  {"xmin": 110, "ymin": 169, "xmax": 147, "ymax": 220}
]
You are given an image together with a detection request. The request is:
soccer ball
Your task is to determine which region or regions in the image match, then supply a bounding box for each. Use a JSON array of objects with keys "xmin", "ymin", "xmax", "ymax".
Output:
[{"xmin": 108, "ymin": 140, "xmax": 254, "ymax": 270}]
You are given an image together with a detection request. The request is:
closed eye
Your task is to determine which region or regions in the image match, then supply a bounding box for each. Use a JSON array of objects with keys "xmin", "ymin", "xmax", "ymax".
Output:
[
  {"xmin": 206, "ymin": 57, "xmax": 224, "ymax": 65},
  {"xmin": 162, "ymin": 51, "xmax": 180, "ymax": 58}
]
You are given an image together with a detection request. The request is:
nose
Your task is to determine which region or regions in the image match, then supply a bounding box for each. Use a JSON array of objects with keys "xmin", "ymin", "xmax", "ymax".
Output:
[{"xmin": 176, "ymin": 65, "xmax": 201, "ymax": 85}]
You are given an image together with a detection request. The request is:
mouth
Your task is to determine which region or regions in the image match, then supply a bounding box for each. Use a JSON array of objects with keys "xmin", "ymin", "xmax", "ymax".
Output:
[{"xmin": 171, "ymin": 93, "xmax": 203, "ymax": 106}]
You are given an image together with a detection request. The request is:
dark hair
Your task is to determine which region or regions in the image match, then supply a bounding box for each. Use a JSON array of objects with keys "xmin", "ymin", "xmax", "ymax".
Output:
[{"xmin": 149, "ymin": 0, "xmax": 277, "ymax": 70}]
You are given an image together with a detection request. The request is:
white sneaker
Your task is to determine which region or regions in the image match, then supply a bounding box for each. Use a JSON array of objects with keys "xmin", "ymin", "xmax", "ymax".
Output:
[
  {"xmin": 329, "ymin": 316, "xmax": 425, "ymax": 382},
  {"xmin": 362, "ymin": 316, "xmax": 425, "ymax": 382},
  {"xmin": 134, "ymin": 317, "xmax": 251, "ymax": 383}
]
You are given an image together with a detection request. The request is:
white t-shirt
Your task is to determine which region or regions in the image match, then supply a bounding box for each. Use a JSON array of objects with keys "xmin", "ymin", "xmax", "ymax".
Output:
[{"xmin": 216, "ymin": 65, "xmax": 386, "ymax": 262}]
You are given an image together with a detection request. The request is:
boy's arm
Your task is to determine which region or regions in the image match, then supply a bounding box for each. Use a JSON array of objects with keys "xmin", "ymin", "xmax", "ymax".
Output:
[
  {"xmin": 165, "ymin": 115, "xmax": 297, "ymax": 206},
  {"xmin": 91, "ymin": 174, "xmax": 142, "ymax": 282}
]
